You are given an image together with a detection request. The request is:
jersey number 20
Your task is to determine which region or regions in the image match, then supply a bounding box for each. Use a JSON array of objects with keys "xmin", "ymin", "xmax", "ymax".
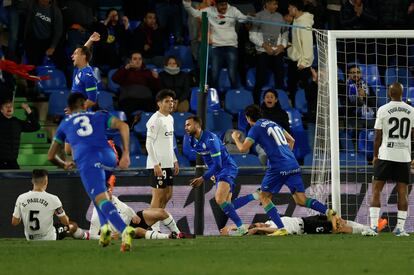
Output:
[
  {"xmin": 73, "ymin": 116, "xmax": 93, "ymax": 137},
  {"xmin": 388, "ymin": 117, "xmax": 410, "ymax": 139},
  {"xmin": 267, "ymin": 126, "xmax": 288, "ymax": 146}
]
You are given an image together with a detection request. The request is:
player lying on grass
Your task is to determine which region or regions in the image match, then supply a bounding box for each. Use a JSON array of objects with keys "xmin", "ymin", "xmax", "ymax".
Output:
[
  {"xmin": 89, "ymin": 185, "xmax": 195, "ymax": 240},
  {"xmin": 220, "ymin": 215, "xmax": 386, "ymax": 236}
]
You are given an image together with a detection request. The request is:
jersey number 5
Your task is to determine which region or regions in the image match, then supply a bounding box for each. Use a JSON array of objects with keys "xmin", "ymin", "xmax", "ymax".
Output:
[
  {"xmin": 73, "ymin": 116, "xmax": 93, "ymax": 137},
  {"xmin": 29, "ymin": 210, "xmax": 40, "ymax": 231},
  {"xmin": 267, "ymin": 126, "xmax": 288, "ymax": 146}
]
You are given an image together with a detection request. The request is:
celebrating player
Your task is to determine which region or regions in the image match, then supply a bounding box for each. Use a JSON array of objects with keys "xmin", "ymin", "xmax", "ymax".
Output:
[
  {"xmin": 185, "ymin": 115, "xmax": 247, "ymax": 236},
  {"xmin": 231, "ymin": 105, "xmax": 336, "ymax": 236},
  {"xmin": 146, "ymin": 89, "xmax": 179, "ymax": 232},
  {"xmin": 48, "ymin": 93, "xmax": 135, "ymax": 251},
  {"xmin": 370, "ymin": 82, "xmax": 414, "ymax": 236}
]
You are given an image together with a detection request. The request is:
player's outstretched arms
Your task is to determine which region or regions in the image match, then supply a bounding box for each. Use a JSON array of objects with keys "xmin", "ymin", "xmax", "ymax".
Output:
[{"xmin": 84, "ymin": 32, "xmax": 100, "ymax": 48}]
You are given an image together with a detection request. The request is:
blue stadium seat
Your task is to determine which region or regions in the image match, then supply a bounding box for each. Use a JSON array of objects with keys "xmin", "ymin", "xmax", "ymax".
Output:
[
  {"xmin": 37, "ymin": 69, "xmax": 67, "ymax": 94},
  {"xmin": 97, "ymin": 91, "xmax": 114, "ymax": 111},
  {"xmin": 360, "ymin": 64, "xmax": 381, "ymax": 87},
  {"xmin": 130, "ymin": 154, "xmax": 147, "ymax": 168},
  {"xmin": 177, "ymin": 154, "xmax": 191, "ymax": 167},
  {"xmin": 340, "ymin": 152, "xmax": 367, "ymax": 166},
  {"xmin": 225, "ymin": 88, "xmax": 254, "ymax": 115},
  {"xmin": 48, "ymin": 89, "xmax": 70, "ymax": 116},
  {"xmin": 385, "ymin": 67, "xmax": 414, "ymax": 87},
  {"xmin": 183, "ymin": 134, "xmax": 197, "ymax": 161},
  {"xmin": 190, "ymin": 87, "xmax": 220, "ymax": 112},
  {"xmin": 133, "ymin": 112, "xmax": 154, "ymax": 137},
  {"xmin": 113, "ymin": 133, "xmax": 142, "ymax": 155},
  {"xmin": 172, "ymin": 112, "xmax": 192, "ymax": 138},
  {"xmin": 246, "ymin": 68, "xmax": 274, "ymax": 90},
  {"xmin": 303, "ymin": 153, "xmax": 314, "ymax": 166},
  {"xmin": 339, "ymin": 130, "xmax": 355, "ymax": 152},
  {"xmin": 260, "ymin": 88, "xmax": 291, "ymax": 110},
  {"xmin": 218, "ymin": 68, "xmax": 231, "ymax": 93},
  {"xmin": 286, "ymin": 108, "xmax": 310, "ymax": 159},
  {"xmin": 164, "ymin": 45, "xmax": 194, "ymax": 70},
  {"xmin": 295, "ymin": 89, "xmax": 308, "ymax": 114},
  {"xmin": 231, "ymin": 154, "xmax": 262, "ymax": 167},
  {"xmin": 93, "ymin": 67, "xmax": 105, "ymax": 90},
  {"xmin": 107, "ymin": 68, "xmax": 120, "ymax": 93},
  {"xmin": 375, "ymin": 86, "xmax": 388, "ymax": 107},
  {"xmin": 206, "ymin": 109, "xmax": 233, "ymax": 137},
  {"xmin": 286, "ymin": 108, "xmax": 304, "ymax": 131},
  {"xmin": 338, "ymin": 67, "xmax": 345, "ymax": 81},
  {"xmin": 36, "ymin": 57, "xmax": 56, "ymax": 74},
  {"xmin": 358, "ymin": 129, "xmax": 374, "ymax": 160},
  {"xmin": 237, "ymin": 111, "xmax": 249, "ymax": 134}
]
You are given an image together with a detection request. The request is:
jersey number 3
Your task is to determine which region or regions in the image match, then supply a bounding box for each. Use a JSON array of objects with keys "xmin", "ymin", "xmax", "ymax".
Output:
[
  {"xmin": 73, "ymin": 116, "xmax": 93, "ymax": 137},
  {"xmin": 267, "ymin": 126, "xmax": 288, "ymax": 146}
]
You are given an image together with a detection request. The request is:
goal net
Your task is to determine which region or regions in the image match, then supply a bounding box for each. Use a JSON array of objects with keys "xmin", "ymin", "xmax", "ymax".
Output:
[{"xmin": 313, "ymin": 30, "xmax": 414, "ymax": 231}]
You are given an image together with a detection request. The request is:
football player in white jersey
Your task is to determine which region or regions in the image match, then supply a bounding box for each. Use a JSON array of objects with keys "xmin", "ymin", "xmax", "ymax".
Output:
[
  {"xmin": 11, "ymin": 169, "xmax": 70, "ymax": 240},
  {"xmin": 370, "ymin": 82, "xmax": 414, "ymax": 236},
  {"xmin": 146, "ymin": 89, "xmax": 180, "ymax": 232}
]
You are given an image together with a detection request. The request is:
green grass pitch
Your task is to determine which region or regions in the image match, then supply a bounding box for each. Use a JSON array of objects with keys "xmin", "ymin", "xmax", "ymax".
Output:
[{"xmin": 1, "ymin": 234, "xmax": 413, "ymax": 275}]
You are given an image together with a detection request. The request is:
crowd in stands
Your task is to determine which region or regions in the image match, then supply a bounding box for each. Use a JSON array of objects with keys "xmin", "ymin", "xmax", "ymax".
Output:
[{"xmin": 0, "ymin": 0, "xmax": 414, "ymax": 169}]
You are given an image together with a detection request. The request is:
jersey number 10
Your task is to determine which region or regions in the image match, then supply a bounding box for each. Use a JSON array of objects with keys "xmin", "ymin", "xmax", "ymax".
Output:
[{"xmin": 267, "ymin": 126, "xmax": 288, "ymax": 146}]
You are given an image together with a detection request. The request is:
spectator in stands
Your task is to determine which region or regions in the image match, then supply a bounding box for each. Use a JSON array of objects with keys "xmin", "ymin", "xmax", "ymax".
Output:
[
  {"xmin": 286, "ymin": 0, "xmax": 314, "ymax": 107},
  {"xmin": 129, "ymin": 11, "xmax": 166, "ymax": 68},
  {"xmin": 4, "ymin": 0, "xmax": 27, "ymax": 60},
  {"xmin": 260, "ymin": 89, "xmax": 291, "ymax": 134},
  {"xmin": 154, "ymin": 0, "xmax": 185, "ymax": 44},
  {"xmin": 159, "ymin": 56, "xmax": 191, "ymax": 112},
  {"xmin": 23, "ymin": 0, "xmax": 63, "ymax": 67},
  {"xmin": 112, "ymin": 51, "xmax": 161, "ymax": 117},
  {"xmin": 303, "ymin": 0, "xmax": 326, "ymax": 30},
  {"xmin": 249, "ymin": 0, "xmax": 287, "ymax": 104},
  {"xmin": 0, "ymin": 99, "xmax": 40, "ymax": 169},
  {"xmin": 93, "ymin": 9, "xmax": 129, "ymax": 70},
  {"xmin": 376, "ymin": 0, "xmax": 412, "ymax": 30},
  {"xmin": 340, "ymin": 0, "xmax": 377, "ymax": 30},
  {"xmin": 183, "ymin": 0, "xmax": 248, "ymax": 90},
  {"xmin": 325, "ymin": 0, "xmax": 342, "ymax": 29}
]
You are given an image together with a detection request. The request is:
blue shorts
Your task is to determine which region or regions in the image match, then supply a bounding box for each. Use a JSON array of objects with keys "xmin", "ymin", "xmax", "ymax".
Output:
[
  {"xmin": 261, "ymin": 168, "xmax": 305, "ymax": 194},
  {"xmin": 76, "ymin": 147, "xmax": 117, "ymax": 200},
  {"xmin": 215, "ymin": 165, "xmax": 238, "ymax": 193}
]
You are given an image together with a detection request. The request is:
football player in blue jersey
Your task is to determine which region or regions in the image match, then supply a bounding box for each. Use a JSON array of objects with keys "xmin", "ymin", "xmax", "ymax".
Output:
[
  {"xmin": 70, "ymin": 32, "xmax": 100, "ymax": 110},
  {"xmin": 47, "ymin": 93, "xmax": 135, "ymax": 251},
  {"xmin": 231, "ymin": 105, "xmax": 336, "ymax": 236},
  {"xmin": 185, "ymin": 115, "xmax": 247, "ymax": 236}
]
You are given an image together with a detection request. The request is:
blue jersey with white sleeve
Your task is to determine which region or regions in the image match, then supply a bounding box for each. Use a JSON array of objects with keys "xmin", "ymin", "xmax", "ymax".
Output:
[
  {"xmin": 71, "ymin": 66, "xmax": 98, "ymax": 103},
  {"xmin": 247, "ymin": 119, "xmax": 299, "ymax": 171},
  {"xmin": 189, "ymin": 130, "xmax": 238, "ymax": 181}
]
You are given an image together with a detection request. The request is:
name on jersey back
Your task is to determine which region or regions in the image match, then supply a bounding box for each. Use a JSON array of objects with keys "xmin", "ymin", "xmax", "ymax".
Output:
[
  {"xmin": 387, "ymin": 106, "xmax": 411, "ymax": 115},
  {"xmin": 21, "ymin": 198, "xmax": 49, "ymax": 207}
]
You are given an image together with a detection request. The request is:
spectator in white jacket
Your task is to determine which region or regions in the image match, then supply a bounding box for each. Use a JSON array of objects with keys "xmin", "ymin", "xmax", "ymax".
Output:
[
  {"xmin": 183, "ymin": 0, "xmax": 247, "ymax": 89},
  {"xmin": 286, "ymin": 0, "xmax": 314, "ymax": 107},
  {"xmin": 249, "ymin": 0, "xmax": 288, "ymax": 104}
]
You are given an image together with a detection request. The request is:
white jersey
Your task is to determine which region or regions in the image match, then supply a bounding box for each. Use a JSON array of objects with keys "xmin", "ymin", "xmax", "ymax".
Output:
[
  {"xmin": 12, "ymin": 191, "xmax": 65, "ymax": 240},
  {"xmin": 266, "ymin": 217, "xmax": 304, "ymax": 235},
  {"xmin": 89, "ymin": 196, "xmax": 136, "ymax": 239},
  {"xmin": 146, "ymin": 111, "xmax": 176, "ymax": 169},
  {"xmin": 374, "ymin": 101, "xmax": 414, "ymax": 162}
]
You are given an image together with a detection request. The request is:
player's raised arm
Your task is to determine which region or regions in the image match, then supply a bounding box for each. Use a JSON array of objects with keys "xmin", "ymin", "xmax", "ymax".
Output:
[
  {"xmin": 84, "ymin": 32, "xmax": 100, "ymax": 49},
  {"xmin": 110, "ymin": 117, "xmax": 130, "ymax": 169},
  {"xmin": 231, "ymin": 130, "xmax": 253, "ymax": 153}
]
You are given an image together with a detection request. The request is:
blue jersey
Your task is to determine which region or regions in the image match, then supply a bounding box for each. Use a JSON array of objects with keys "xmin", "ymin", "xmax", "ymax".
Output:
[
  {"xmin": 189, "ymin": 130, "xmax": 237, "ymax": 181},
  {"xmin": 54, "ymin": 111, "xmax": 114, "ymax": 162},
  {"xmin": 247, "ymin": 119, "xmax": 299, "ymax": 171},
  {"xmin": 71, "ymin": 66, "xmax": 98, "ymax": 103}
]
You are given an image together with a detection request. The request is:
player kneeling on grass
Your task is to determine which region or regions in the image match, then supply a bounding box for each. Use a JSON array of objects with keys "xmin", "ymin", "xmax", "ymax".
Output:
[
  {"xmin": 220, "ymin": 215, "xmax": 384, "ymax": 236},
  {"xmin": 89, "ymin": 185, "xmax": 195, "ymax": 240},
  {"xmin": 11, "ymin": 169, "xmax": 88, "ymax": 240}
]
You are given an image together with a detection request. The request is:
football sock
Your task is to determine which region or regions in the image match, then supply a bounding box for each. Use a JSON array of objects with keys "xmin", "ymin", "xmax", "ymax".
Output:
[
  {"xmin": 369, "ymin": 207, "xmax": 380, "ymax": 229},
  {"xmin": 305, "ymin": 198, "xmax": 328, "ymax": 214},
  {"xmin": 73, "ymin": 228, "xmax": 89, "ymax": 240},
  {"xmin": 219, "ymin": 201, "xmax": 243, "ymax": 228},
  {"xmin": 145, "ymin": 230, "xmax": 169, "ymax": 239},
  {"xmin": 151, "ymin": 221, "xmax": 161, "ymax": 232},
  {"xmin": 346, "ymin": 220, "xmax": 366, "ymax": 234},
  {"xmin": 162, "ymin": 214, "xmax": 180, "ymax": 233},
  {"xmin": 264, "ymin": 202, "xmax": 284, "ymax": 229},
  {"xmin": 99, "ymin": 199, "xmax": 127, "ymax": 233},
  {"xmin": 232, "ymin": 194, "xmax": 256, "ymax": 210},
  {"xmin": 93, "ymin": 201, "xmax": 108, "ymax": 226},
  {"xmin": 396, "ymin": 210, "xmax": 407, "ymax": 231}
]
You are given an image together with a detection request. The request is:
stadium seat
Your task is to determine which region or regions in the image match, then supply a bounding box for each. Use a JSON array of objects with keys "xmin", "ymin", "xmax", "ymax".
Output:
[
  {"xmin": 237, "ymin": 111, "xmax": 249, "ymax": 134},
  {"xmin": 295, "ymin": 89, "xmax": 308, "ymax": 114},
  {"xmin": 177, "ymin": 154, "xmax": 191, "ymax": 167},
  {"xmin": 206, "ymin": 109, "xmax": 233, "ymax": 137},
  {"xmin": 133, "ymin": 112, "xmax": 154, "ymax": 137},
  {"xmin": 339, "ymin": 152, "xmax": 367, "ymax": 166},
  {"xmin": 130, "ymin": 154, "xmax": 147, "ymax": 168},
  {"xmin": 338, "ymin": 67, "xmax": 345, "ymax": 81},
  {"xmin": 385, "ymin": 67, "xmax": 414, "ymax": 87},
  {"xmin": 225, "ymin": 88, "xmax": 254, "ymax": 115},
  {"xmin": 339, "ymin": 130, "xmax": 355, "ymax": 152},
  {"xmin": 231, "ymin": 154, "xmax": 262, "ymax": 167},
  {"xmin": 218, "ymin": 68, "xmax": 231, "ymax": 93},
  {"xmin": 164, "ymin": 45, "xmax": 194, "ymax": 70},
  {"xmin": 21, "ymin": 131, "xmax": 48, "ymax": 144},
  {"xmin": 303, "ymin": 153, "xmax": 314, "ymax": 166},
  {"xmin": 260, "ymin": 88, "xmax": 291, "ymax": 110},
  {"xmin": 375, "ymin": 86, "xmax": 388, "ymax": 107},
  {"xmin": 358, "ymin": 129, "xmax": 374, "ymax": 160},
  {"xmin": 246, "ymin": 68, "xmax": 274, "ymax": 90},
  {"xmin": 113, "ymin": 133, "xmax": 142, "ymax": 156},
  {"xmin": 107, "ymin": 68, "xmax": 120, "ymax": 93},
  {"xmin": 48, "ymin": 89, "xmax": 70, "ymax": 116},
  {"xmin": 286, "ymin": 108, "xmax": 304, "ymax": 131},
  {"xmin": 18, "ymin": 154, "xmax": 52, "ymax": 166},
  {"xmin": 97, "ymin": 91, "xmax": 114, "ymax": 111},
  {"xmin": 286, "ymin": 109, "xmax": 310, "ymax": 160},
  {"xmin": 172, "ymin": 112, "xmax": 192, "ymax": 138},
  {"xmin": 183, "ymin": 134, "xmax": 197, "ymax": 161},
  {"xmin": 37, "ymin": 69, "xmax": 67, "ymax": 94},
  {"xmin": 13, "ymin": 108, "xmax": 28, "ymax": 120},
  {"xmin": 190, "ymin": 87, "xmax": 220, "ymax": 112},
  {"xmin": 360, "ymin": 64, "xmax": 381, "ymax": 87},
  {"xmin": 93, "ymin": 67, "xmax": 104, "ymax": 90}
]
